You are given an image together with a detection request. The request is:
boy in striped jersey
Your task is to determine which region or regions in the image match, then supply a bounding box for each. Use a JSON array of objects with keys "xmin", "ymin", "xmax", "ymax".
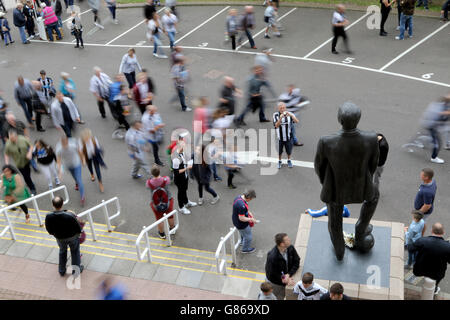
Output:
[
  {"xmin": 293, "ymin": 272, "xmax": 328, "ymax": 300},
  {"xmin": 273, "ymin": 102, "xmax": 298, "ymax": 169}
]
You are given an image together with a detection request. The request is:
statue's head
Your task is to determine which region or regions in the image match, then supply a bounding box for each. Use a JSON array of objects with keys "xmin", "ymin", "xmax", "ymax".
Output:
[{"xmin": 337, "ymin": 102, "xmax": 361, "ymax": 130}]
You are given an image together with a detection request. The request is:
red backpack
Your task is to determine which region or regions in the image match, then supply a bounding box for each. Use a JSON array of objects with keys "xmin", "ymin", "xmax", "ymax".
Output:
[{"xmin": 150, "ymin": 178, "xmax": 170, "ymax": 212}]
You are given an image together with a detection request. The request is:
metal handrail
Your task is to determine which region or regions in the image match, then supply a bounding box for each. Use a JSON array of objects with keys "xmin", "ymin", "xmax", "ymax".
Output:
[
  {"xmin": 0, "ymin": 185, "xmax": 69, "ymax": 239},
  {"xmin": 78, "ymin": 197, "xmax": 121, "ymax": 241},
  {"xmin": 135, "ymin": 210, "xmax": 179, "ymax": 262},
  {"xmin": 215, "ymin": 227, "xmax": 240, "ymax": 275}
]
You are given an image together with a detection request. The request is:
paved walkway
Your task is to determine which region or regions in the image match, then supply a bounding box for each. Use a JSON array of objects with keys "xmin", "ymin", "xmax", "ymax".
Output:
[{"xmin": 0, "ymin": 254, "xmax": 242, "ymax": 300}]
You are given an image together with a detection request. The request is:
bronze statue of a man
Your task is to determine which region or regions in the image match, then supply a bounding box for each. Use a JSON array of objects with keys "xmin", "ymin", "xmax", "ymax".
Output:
[{"xmin": 314, "ymin": 102, "xmax": 380, "ymax": 260}]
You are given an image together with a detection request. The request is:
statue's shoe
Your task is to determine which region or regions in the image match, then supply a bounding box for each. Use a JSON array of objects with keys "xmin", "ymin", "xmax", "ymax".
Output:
[{"xmin": 355, "ymin": 233, "xmax": 375, "ymax": 253}]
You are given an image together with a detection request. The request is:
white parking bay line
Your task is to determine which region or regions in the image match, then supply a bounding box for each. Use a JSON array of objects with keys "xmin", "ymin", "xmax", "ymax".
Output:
[
  {"xmin": 105, "ymin": 7, "xmax": 165, "ymax": 45},
  {"xmin": 236, "ymin": 7, "xmax": 297, "ymax": 51},
  {"xmin": 379, "ymin": 21, "xmax": 450, "ymax": 71},
  {"xmin": 63, "ymin": 9, "xmax": 92, "ymax": 24},
  {"xmin": 174, "ymin": 6, "xmax": 230, "ymax": 44},
  {"xmin": 257, "ymin": 156, "xmax": 314, "ymax": 168},
  {"xmin": 303, "ymin": 12, "xmax": 370, "ymax": 59}
]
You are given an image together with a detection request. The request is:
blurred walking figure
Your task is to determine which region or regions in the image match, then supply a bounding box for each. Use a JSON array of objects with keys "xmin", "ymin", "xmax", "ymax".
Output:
[
  {"xmin": 147, "ymin": 12, "xmax": 167, "ymax": 58},
  {"xmin": 50, "ymin": 0, "xmax": 63, "ymax": 28},
  {"xmin": 172, "ymin": 140, "xmax": 197, "ymax": 215},
  {"xmin": 33, "ymin": 140, "xmax": 60, "ymax": 189},
  {"xmin": 99, "ymin": 277, "xmax": 127, "ymax": 300},
  {"xmin": 119, "ymin": 48, "xmax": 142, "ymax": 91},
  {"xmin": 125, "ymin": 120, "xmax": 151, "ymax": 179},
  {"xmin": 70, "ymin": 11, "xmax": 84, "ymax": 49},
  {"xmin": 142, "ymin": 105, "xmax": 165, "ymax": 166},
  {"xmin": 112, "ymin": 84, "xmax": 131, "ymax": 130},
  {"xmin": 80, "ymin": 129, "xmax": 106, "ymax": 193},
  {"xmin": 264, "ymin": 1, "xmax": 281, "ymax": 39},
  {"xmin": 56, "ymin": 136, "xmax": 86, "ymax": 205},
  {"xmin": 218, "ymin": 76, "xmax": 242, "ymax": 116},
  {"xmin": 133, "ymin": 71, "xmax": 155, "ymax": 114},
  {"xmin": 146, "ymin": 165, "xmax": 175, "ymax": 238},
  {"xmin": 225, "ymin": 8, "xmax": 239, "ymax": 50},
  {"xmin": 106, "ymin": 0, "xmax": 118, "ymax": 24},
  {"xmin": 51, "ymin": 91, "xmax": 80, "ymax": 138},
  {"xmin": 88, "ymin": 0, "xmax": 104, "ymax": 29},
  {"xmin": 166, "ymin": 0, "xmax": 177, "ymax": 17},
  {"xmin": 331, "ymin": 4, "xmax": 351, "ymax": 54},
  {"xmin": 89, "ymin": 66, "xmax": 114, "ymax": 119},
  {"xmin": 59, "ymin": 72, "xmax": 76, "ymax": 100},
  {"xmin": 14, "ymin": 76, "xmax": 34, "ymax": 127},
  {"xmin": 30, "ymin": 81, "xmax": 48, "ymax": 132},
  {"xmin": 238, "ymin": 6, "xmax": 256, "ymax": 49},
  {"xmin": 171, "ymin": 57, "xmax": 191, "ymax": 111},
  {"xmin": 162, "ymin": 8, "xmax": 177, "ymax": 51},
  {"xmin": 192, "ymin": 145, "xmax": 220, "ymax": 205},
  {"xmin": 420, "ymin": 94, "xmax": 450, "ymax": 164},
  {"xmin": 0, "ymin": 12, "xmax": 14, "ymax": 46},
  {"xmin": 441, "ymin": 0, "xmax": 450, "ymax": 21},
  {"xmin": 1, "ymin": 165, "xmax": 31, "ymax": 223}
]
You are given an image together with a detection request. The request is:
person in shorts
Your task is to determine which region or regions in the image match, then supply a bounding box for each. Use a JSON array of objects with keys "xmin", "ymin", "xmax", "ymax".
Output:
[
  {"xmin": 146, "ymin": 165, "xmax": 175, "ymax": 239},
  {"xmin": 264, "ymin": 1, "xmax": 281, "ymax": 38}
]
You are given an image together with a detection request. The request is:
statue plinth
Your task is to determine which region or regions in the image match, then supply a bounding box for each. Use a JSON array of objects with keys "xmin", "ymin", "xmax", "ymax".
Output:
[{"xmin": 286, "ymin": 214, "xmax": 404, "ymax": 300}]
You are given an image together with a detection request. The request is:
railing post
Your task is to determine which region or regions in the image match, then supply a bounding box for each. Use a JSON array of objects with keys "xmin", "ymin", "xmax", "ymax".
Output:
[
  {"xmin": 101, "ymin": 200, "xmax": 112, "ymax": 232},
  {"xmin": 163, "ymin": 214, "xmax": 171, "ymax": 247},
  {"xmin": 3, "ymin": 210, "xmax": 16, "ymax": 241},
  {"xmin": 230, "ymin": 228, "xmax": 237, "ymax": 268},
  {"xmin": 145, "ymin": 231, "xmax": 152, "ymax": 263},
  {"xmin": 87, "ymin": 212, "xmax": 97, "ymax": 241},
  {"xmin": 222, "ymin": 244, "xmax": 228, "ymax": 275},
  {"xmin": 31, "ymin": 198, "xmax": 43, "ymax": 227}
]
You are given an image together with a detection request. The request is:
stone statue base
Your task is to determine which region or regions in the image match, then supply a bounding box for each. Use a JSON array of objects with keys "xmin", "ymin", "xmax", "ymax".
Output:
[{"xmin": 286, "ymin": 214, "xmax": 404, "ymax": 300}]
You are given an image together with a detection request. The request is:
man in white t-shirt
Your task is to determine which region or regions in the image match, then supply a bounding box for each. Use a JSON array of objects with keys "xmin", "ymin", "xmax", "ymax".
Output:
[
  {"xmin": 162, "ymin": 8, "xmax": 178, "ymax": 50},
  {"xmin": 264, "ymin": 1, "xmax": 281, "ymax": 39},
  {"xmin": 293, "ymin": 272, "xmax": 328, "ymax": 300},
  {"xmin": 331, "ymin": 4, "xmax": 351, "ymax": 54}
]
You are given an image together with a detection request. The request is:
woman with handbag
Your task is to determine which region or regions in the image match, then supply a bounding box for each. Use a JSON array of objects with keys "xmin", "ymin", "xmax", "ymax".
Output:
[
  {"xmin": 0, "ymin": 165, "xmax": 31, "ymax": 223},
  {"xmin": 70, "ymin": 11, "xmax": 84, "ymax": 49},
  {"xmin": 80, "ymin": 128, "xmax": 106, "ymax": 192}
]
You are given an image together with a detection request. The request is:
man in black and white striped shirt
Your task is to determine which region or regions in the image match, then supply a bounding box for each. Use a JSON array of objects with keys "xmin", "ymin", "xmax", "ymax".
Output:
[
  {"xmin": 273, "ymin": 102, "xmax": 298, "ymax": 169},
  {"xmin": 37, "ymin": 70, "xmax": 55, "ymax": 112}
]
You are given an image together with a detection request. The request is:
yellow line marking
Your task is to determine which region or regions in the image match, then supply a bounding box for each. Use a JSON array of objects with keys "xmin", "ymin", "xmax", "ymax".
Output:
[
  {"xmin": 0, "ymin": 218, "xmax": 233, "ymax": 257},
  {"xmin": 0, "ymin": 237, "xmax": 264, "ymax": 283}
]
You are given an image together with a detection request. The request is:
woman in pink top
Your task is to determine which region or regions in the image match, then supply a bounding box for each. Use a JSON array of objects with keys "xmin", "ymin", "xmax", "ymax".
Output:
[
  {"xmin": 41, "ymin": 3, "xmax": 61, "ymax": 41},
  {"xmin": 193, "ymin": 96, "xmax": 211, "ymax": 146}
]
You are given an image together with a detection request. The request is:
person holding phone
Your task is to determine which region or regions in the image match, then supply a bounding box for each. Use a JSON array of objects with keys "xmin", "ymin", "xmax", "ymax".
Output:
[
  {"xmin": 273, "ymin": 102, "xmax": 299, "ymax": 169},
  {"xmin": 172, "ymin": 141, "xmax": 197, "ymax": 215}
]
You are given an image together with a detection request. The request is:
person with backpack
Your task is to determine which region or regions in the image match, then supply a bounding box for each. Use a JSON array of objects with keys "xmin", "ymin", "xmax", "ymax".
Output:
[{"xmin": 147, "ymin": 165, "xmax": 175, "ymax": 239}]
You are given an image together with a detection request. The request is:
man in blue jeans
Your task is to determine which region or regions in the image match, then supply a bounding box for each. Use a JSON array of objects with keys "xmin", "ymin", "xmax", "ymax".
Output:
[
  {"xmin": 45, "ymin": 196, "xmax": 84, "ymax": 277},
  {"xmin": 232, "ymin": 189, "xmax": 258, "ymax": 254},
  {"xmin": 395, "ymin": 0, "xmax": 415, "ymax": 40},
  {"xmin": 56, "ymin": 136, "xmax": 86, "ymax": 206},
  {"xmin": 13, "ymin": 3, "xmax": 30, "ymax": 44}
]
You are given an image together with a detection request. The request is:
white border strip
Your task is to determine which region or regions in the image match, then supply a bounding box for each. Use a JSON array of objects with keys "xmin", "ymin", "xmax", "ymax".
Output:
[
  {"xmin": 174, "ymin": 6, "xmax": 230, "ymax": 44},
  {"xmin": 105, "ymin": 7, "xmax": 165, "ymax": 45},
  {"xmin": 236, "ymin": 7, "xmax": 297, "ymax": 51},
  {"xmin": 28, "ymin": 40, "xmax": 450, "ymax": 88},
  {"xmin": 379, "ymin": 21, "xmax": 450, "ymax": 71},
  {"xmin": 303, "ymin": 12, "xmax": 370, "ymax": 59}
]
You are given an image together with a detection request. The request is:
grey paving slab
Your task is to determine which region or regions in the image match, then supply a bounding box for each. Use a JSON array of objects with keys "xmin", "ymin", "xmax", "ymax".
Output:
[
  {"xmin": 25, "ymin": 245, "xmax": 53, "ymax": 262},
  {"xmin": 303, "ymin": 220, "xmax": 391, "ymax": 287},
  {"xmin": 45, "ymin": 248, "xmax": 60, "ymax": 264},
  {"xmin": 175, "ymin": 268, "xmax": 205, "ymax": 288},
  {"xmin": 151, "ymin": 264, "xmax": 181, "ymax": 284},
  {"xmin": 0, "ymin": 240, "xmax": 14, "ymax": 254},
  {"xmin": 108, "ymin": 258, "xmax": 137, "ymax": 277},
  {"xmin": 86, "ymin": 255, "xmax": 115, "ymax": 273},
  {"xmin": 221, "ymin": 276, "xmax": 254, "ymax": 298},
  {"xmin": 129, "ymin": 261, "xmax": 159, "ymax": 280},
  {"xmin": 80, "ymin": 252, "xmax": 96, "ymax": 267},
  {"xmin": 5, "ymin": 242, "xmax": 34, "ymax": 258},
  {"xmin": 197, "ymin": 272, "xmax": 227, "ymax": 293},
  {"xmin": 245, "ymin": 279, "xmax": 263, "ymax": 300}
]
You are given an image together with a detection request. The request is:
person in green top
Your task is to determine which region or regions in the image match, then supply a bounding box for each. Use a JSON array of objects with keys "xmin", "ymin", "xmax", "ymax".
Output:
[{"xmin": 0, "ymin": 164, "xmax": 31, "ymax": 223}]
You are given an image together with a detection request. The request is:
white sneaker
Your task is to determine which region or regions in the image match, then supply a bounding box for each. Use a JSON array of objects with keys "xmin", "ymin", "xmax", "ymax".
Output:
[
  {"xmin": 431, "ymin": 157, "xmax": 445, "ymax": 164},
  {"xmin": 158, "ymin": 54, "xmax": 168, "ymax": 59},
  {"xmin": 198, "ymin": 198, "xmax": 204, "ymax": 206},
  {"xmin": 153, "ymin": 53, "xmax": 158, "ymax": 57},
  {"xmin": 180, "ymin": 206, "xmax": 191, "ymax": 215},
  {"xmin": 187, "ymin": 200, "xmax": 197, "ymax": 207},
  {"xmin": 184, "ymin": 107, "xmax": 192, "ymax": 112},
  {"xmin": 113, "ymin": 19, "xmax": 119, "ymax": 24},
  {"xmin": 95, "ymin": 22, "xmax": 104, "ymax": 29},
  {"xmin": 435, "ymin": 286, "xmax": 441, "ymax": 295},
  {"xmin": 211, "ymin": 196, "xmax": 220, "ymax": 205},
  {"xmin": 396, "ymin": 26, "xmax": 401, "ymax": 30}
]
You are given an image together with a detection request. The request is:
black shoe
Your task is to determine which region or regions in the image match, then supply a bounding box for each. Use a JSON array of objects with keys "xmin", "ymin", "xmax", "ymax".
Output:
[
  {"xmin": 332, "ymin": 50, "xmax": 339, "ymax": 54},
  {"xmin": 380, "ymin": 31, "xmax": 388, "ymax": 36},
  {"xmin": 228, "ymin": 184, "xmax": 237, "ymax": 189},
  {"xmin": 156, "ymin": 161, "xmax": 165, "ymax": 166},
  {"xmin": 10, "ymin": 40, "xmax": 14, "ymax": 44},
  {"xmin": 59, "ymin": 271, "xmax": 66, "ymax": 276},
  {"xmin": 294, "ymin": 142, "xmax": 304, "ymax": 146},
  {"xmin": 275, "ymin": 34, "xmax": 282, "ymax": 38},
  {"xmin": 30, "ymin": 189, "xmax": 36, "ymax": 195},
  {"xmin": 101, "ymin": 114, "xmax": 106, "ymax": 118},
  {"xmin": 264, "ymin": 34, "xmax": 270, "ymax": 39},
  {"xmin": 37, "ymin": 128, "xmax": 45, "ymax": 132},
  {"xmin": 158, "ymin": 232, "xmax": 166, "ymax": 239},
  {"xmin": 259, "ymin": 119, "xmax": 271, "ymax": 123},
  {"xmin": 74, "ymin": 45, "xmax": 79, "ymax": 48}
]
